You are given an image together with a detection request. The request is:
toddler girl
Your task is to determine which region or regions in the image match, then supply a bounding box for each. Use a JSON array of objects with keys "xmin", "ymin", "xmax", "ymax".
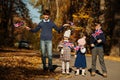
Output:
[
  {"xmin": 74, "ymin": 33, "xmax": 87, "ymax": 76},
  {"xmin": 58, "ymin": 26, "xmax": 74, "ymax": 74}
]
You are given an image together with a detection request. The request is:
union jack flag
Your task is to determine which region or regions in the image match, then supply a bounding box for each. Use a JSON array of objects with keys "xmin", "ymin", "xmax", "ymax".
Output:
[
  {"xmin": 74, "ymin": 45, "xmax": 84, "ymax": 51},
  {"xmin": 64, "ymin": 42, "xmax": 74, "ymax": 48},
  {"xmin": 14, "ymin": 21, "xmax": 24, "ymax": 27},
  {"xmin": 74, "ymin": 46, "xmax": 80, "ymax": 51},
  {"xmin": 92, "ymin": 29, "xmax": 103, "ymax": 39}
]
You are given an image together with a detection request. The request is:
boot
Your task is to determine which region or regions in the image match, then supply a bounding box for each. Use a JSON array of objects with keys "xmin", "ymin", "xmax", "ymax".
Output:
[{"xmin": 82, "ymin": 69, "xmax": 86, "ymax": 76}]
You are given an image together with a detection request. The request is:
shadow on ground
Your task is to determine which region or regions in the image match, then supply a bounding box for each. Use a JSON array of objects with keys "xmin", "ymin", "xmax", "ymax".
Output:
[
  {"xmin": 88, "ymin": 68, "xmax": 103, "ymax": 77},
  {"xmin": 0, "ymin": 64, "xmax": 61, "ymax": 80}
]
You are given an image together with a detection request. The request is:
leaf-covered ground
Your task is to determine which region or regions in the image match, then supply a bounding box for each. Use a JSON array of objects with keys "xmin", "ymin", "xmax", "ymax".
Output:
[
  {"xmin": 0, "ymin": 48, "xmax": 120, "ymax": 80},
  {"xmin": 0, "ymin": 48, "xmax": 64, "ymax": 80}
]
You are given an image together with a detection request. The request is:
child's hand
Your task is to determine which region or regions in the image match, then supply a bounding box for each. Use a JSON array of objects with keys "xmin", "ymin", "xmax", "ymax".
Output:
[
  {"xmin": 25, "ymin": 26, "xmax": 31, "ymax": 30},
  {"xmin": 91, "ymin": 44, "xmax": 95, "ymax": 47},
  {"xmin": 97, "ymin": 39, "xmax": 102, "ymax": 43},
  {"xmin": 74, "ymin": 55, "xmax": 77, "ymax": 58},
  {"xmin": 63, "ymin": 24, "xmax": 70, "ymax": 27},
  {"xmin": 61, "ymin": 49, "xmax": 64, "ymax": 54},
  {"xmin": 60, "ymin": 54, "xmax": 63, "ymax": 59},
  {"xmin": 71, "ymin": 44, "xmax": 74, "ymax": 47}
]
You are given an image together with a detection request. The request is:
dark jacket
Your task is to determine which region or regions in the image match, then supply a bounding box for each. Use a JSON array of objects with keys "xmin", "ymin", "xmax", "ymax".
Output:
[
  {"xmin": 30, "ymin": 20, "xmax": 63, "ymax": 40},
  {"xmin": 90, "ymin": 30, "xmax": 105, "ymax": 47}
]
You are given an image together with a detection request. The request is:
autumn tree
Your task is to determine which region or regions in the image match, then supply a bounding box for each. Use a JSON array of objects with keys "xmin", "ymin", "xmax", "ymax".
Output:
[
  {"xmin": 107, "ymin": 0, "xmax": 120, "ymax": 56},
  {"xmin": 29, "ymin": 0, "xmax": 72, "ymax": 51},
  {"xmin": 0, "ymin": 0, "xmax": 31, "ymax": 47},
  {"xmin": 0, "ymin": 0, "xmax": 119, "ymax": 56},
  {"xmin": 71, "ymin": 0, "xmax": 120, "ymax": 56}
]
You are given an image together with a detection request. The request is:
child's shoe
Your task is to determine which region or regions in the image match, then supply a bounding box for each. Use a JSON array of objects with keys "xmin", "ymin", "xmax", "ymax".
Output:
[
  {"xmin": 66, "ymin": 72, "xmax": 70, "ymax": 75},
  {"xmin": 91, "ymin": 72, "xmax": 96, "ymax": 77},
  {"xmin": 75, "ymin": 72, "xmax": 79, "ymax": 75},
  {"xmin": 81, "ymin": 69, "xmax": 86, "ymax": 76},
  {"xmin": 66, "ymin": 69, "xmax": 70, "ymax": 75},
  {"xmin": 62, "ymin": 70, "xmax": 65, "ymax": 74},
  {"xmin": 62, "ymin": 68, "xmax": 65, "ymax": 74},
  {"xmin": 103, "ymin": 73, "xmax": 107, "ymax": 78},
  {"xmin": 75, "ymin": 69, "xmax": 79, "ymax": 75}
]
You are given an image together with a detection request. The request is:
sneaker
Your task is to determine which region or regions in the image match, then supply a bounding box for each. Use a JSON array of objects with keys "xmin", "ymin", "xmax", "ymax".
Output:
[
  {"xmin": 75, "ymin": 72, "xmax": 79, "ymax": 76},
  {"xmin": 62, "ymin": 71, "xmax": 65, "ymax": 74},
  {"xmin": 75, "ymin": 70, "xmax": 80, "ymax": 76},
  {"xmin": 81, "ymin": 73, "xmax": 86, "ymax": 77},
  {"xmin": 103, "ymin": 73, "xmax": 107, "ymax": 78},
  {"xmin": 91, "ymin": 72, "xmax": 96, "ymax": 77},
  {"xmin": 67, "ymin": 72, "xmax": 70, "ymax": 75}
]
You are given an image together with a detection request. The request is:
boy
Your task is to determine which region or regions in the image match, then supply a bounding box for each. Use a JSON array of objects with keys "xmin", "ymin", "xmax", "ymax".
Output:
[
  {"xmin": 26, "ymin": 9, "xmax": 66, "ymax": 72},
  {"xmin": 90, "ymin": 22, "xmax": 107, "ymax": 77}
]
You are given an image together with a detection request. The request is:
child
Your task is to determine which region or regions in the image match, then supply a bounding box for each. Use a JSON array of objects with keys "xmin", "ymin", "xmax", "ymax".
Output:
[
  {"xmin": 26, "ymin": 9, "xmax": 66, "ymax": 72},
  {"xmin": 74, "ymin": 33, "xmax": 87, "ymax": 76},
  {"xmin": 90, "ymin": 22, "xmax": 107, "ymax": 77},
  {"xmin": 58, "ymin": 25, "xmax": 74, "ymax": 75}
]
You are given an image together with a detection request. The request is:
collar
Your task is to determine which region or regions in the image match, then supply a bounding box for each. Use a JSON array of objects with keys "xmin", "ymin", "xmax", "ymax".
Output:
[
  {"xmin": 43, "ymin": 19, "xmax": 50, "ymax": 22},
  {"xmin": 64, "ymin": 40, "xmax": 69, "ymax": 42}
]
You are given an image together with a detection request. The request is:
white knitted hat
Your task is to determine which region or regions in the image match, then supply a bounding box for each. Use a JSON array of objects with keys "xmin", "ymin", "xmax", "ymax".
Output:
[{"xmin": 64, "ymin": 30, "xmax": 71, "ymax": 38}]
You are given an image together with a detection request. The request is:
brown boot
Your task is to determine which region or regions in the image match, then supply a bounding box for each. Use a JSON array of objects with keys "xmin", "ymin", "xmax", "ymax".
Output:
[
  {"xmin": 91, "ymin": 72, "xmax": 96, "ymax": 77},
  {"xmin": 103, "ymin": 73, "xmax": 107, "ymax": 78}
]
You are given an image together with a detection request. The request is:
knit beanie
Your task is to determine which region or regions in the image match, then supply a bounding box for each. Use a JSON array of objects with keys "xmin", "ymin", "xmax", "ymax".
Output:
[{"xmin": 64, "ymin": 29, "xmax": 71, "ymax": 38}]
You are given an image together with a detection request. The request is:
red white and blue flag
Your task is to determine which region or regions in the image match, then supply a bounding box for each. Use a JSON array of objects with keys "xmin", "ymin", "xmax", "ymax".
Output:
[
  {"xmin": 64, "ymin": 42, "xmax": 73, "ymax": 48},
  {"xmin": 14, "ymin": 21, "xmax": 24, "ymax": 28},
  {"xmin": 92, "ymin": 29, "xmax": 103, "ymax": 39}
]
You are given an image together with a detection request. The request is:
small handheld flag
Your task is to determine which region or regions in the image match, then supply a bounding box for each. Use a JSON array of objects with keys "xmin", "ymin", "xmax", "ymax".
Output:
[
  {"xmin": 92, "ymin": 29, "xmax": 103, "ymax": 39},
  {"xmin": 14, "ymin": 21, "xmax": 24, "ymax": 28}
]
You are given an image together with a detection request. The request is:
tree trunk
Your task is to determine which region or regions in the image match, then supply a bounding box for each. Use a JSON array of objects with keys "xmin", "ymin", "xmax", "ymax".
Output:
[
  {"xmin": 110, "ymin": 13, "xmax": 120, "ymax": 56},
  {"xmin": 56, "ymin": 0, "xmax": 59, "ymax": 19},
  {"xmin": 110, "ymin": 0, "xmax": 120, "ymax": 56}
]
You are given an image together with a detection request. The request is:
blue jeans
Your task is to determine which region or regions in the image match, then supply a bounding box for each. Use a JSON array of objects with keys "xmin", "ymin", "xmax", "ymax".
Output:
[{"xmin": 40, "ymin": 40, "xmax": 53, "ymax": 70}]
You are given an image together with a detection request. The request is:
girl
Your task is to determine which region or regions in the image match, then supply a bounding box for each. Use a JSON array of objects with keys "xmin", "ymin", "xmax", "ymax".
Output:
[
  {"xmin": 58, "ymin": 24, "xmax": 74, "ymax": 74},
  {"xmin": 74, "ymin": 33, "xmax": 87, "ymax": 76}
]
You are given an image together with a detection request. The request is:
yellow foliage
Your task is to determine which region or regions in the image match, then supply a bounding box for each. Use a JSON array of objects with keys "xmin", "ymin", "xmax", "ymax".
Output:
[
  {"xmin": 72, "ymin": 14, "xmax": 78, "ymax": 18},
  {"xmin": 73, "ymin": 13, "xmax": 89, "ymax": 19}
]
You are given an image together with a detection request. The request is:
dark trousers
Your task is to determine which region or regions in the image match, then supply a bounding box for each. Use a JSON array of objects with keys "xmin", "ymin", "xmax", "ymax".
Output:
[{"xmin": 91, "ymin": 47, "xmax": 107, "ymax": 73}]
